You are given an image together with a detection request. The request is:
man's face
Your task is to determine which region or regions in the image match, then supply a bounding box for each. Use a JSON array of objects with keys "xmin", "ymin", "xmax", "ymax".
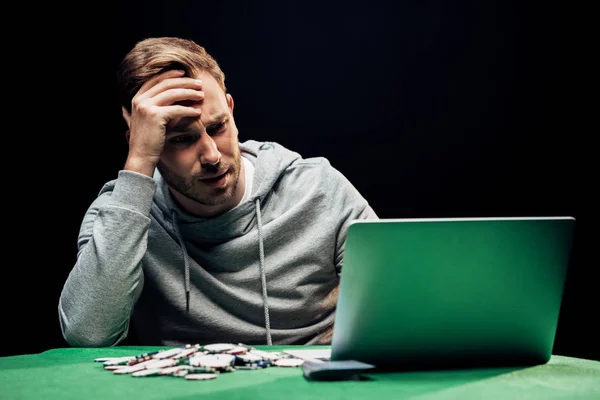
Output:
[{"xmin": 157, "ymin": 71, "xmax": 242, "ymax": 210}]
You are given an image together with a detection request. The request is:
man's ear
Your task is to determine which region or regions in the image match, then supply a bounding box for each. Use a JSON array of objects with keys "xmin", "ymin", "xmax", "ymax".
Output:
[
  {"xmin": 122, "ymin": 106, "xmax": 132, "ymax": 128},
  {"xmin": 226, "ymin": 93, "xmax": 234, "ymax": 113},
  {"xmin": 122, "ymin": 106, "xmax": 132, "ymax": 143}
]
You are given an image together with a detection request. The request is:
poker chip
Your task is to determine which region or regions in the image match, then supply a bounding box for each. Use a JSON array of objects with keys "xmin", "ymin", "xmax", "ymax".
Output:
[
  {"xmin": 274, "ymin": 358, "xmax": 305, "ymax": 367},
  {"xmin": 132, "ymin": 368, "xmax": 163, "ymax": 377},
  {"xmin": 144, "ymin": 359, "xmax": 178, "ymax": 369},
  {"xmin": 202, "ymin": 343, "xmax": 235, "ymax": 353},
  {"xmin": 224, "ymin": 345, "xmax": 248, "ymax": 355},
  {"xmin": 235, "ymin": 353, "xmax": 263, "ymax": 364},
  {"xmin": 248, "ymin": 349, "xmax": 282, "ymax": 361},
  {"xmin": 153, "ymin": 347, "xmax": 189, "ymax": 359},
  {"xmin": 113, "ymin": 365, "xmax": 143, "ymax": 374},
  {"xmin": 185, "ymin": 373, "xmax": 219, "ymax": 380},
  {"xmin": 172, "ymin": 347, "xmax": 200, "ymax": 359},
  {"xmin": 189, "ymin": 366, "xmax": 218, "ymax": 374},
  {"xmin": 95, "ymin": 356, "xmax": 135, "ymax": 363},
  {"xmin": 103, "ymin": 365, "xmax": 124, "ymax": 371},
  {"xmin": 113, "ymin": 358, "xmax": 174, "ymax": 374},
  {"xmin": 188, "ymin": 353, "xmax": 235, "ymax": 369},
  {"xmin": 158, "ymin": 366, "xmax": 189, "ymax": 376}
]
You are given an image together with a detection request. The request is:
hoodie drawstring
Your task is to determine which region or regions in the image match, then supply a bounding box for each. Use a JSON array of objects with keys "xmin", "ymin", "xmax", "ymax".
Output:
[
  {"xmin": 255, "ymin": 199, "xmax": 272, "ymax": 345},
  {"xmin": 172, "ymin": 210, "xmax": 191, "ymax": 312},
  {"xmin": 170, "ymin": 202, "xmax": 273, "ymax": 345}
]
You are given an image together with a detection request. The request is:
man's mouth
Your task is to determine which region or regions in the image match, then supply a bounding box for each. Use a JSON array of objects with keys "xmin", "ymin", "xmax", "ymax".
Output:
[{"xmin": 199, "ymin": 170, "xmax": 229, "ymax": 188}]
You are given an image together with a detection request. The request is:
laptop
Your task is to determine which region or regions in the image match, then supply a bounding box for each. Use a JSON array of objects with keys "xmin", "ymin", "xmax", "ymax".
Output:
[{"xmin": 322, "ymin": 216, "xmax": 575, "ymax": 371}]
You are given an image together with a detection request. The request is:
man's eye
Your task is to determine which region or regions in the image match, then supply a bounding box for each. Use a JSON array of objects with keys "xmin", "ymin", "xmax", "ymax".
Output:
[
  {"xmin": 207, "ymin": 122, "xmax": 227, "ymax": 136},
  {"xmin": 169, "ymin": 135, "xmax": 196, "ymax": 145}
]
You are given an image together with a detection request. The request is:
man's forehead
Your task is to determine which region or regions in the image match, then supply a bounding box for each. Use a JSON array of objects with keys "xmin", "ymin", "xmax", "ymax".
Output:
[
  {"xmin": 200, "ymin": 99, "xmax": 229, "ymax": 125},
  {"xmin": 198, "ymin": 72, "xmax": 227, "ymax": 108},
  {"xmin": 170, "ymin": 110, "xmax": 227, "ymax": 131}
]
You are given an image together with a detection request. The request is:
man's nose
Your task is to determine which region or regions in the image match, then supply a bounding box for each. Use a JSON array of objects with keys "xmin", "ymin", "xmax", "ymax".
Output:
[{"xmin": 198, "ymin": 134, "xmax": 221, "ymax": 165}]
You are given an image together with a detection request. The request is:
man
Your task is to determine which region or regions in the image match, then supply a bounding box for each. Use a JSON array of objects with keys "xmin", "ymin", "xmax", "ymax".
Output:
[{"xmin": 58, "ymin": 37, "xmax": 378, "ymax": 347}]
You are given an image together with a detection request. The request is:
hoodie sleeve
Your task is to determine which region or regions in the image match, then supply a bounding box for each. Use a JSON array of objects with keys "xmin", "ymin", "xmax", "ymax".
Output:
[
  {"xmin": 328, "ymin": 165, "xmax": 379, "ymax": 275},
  {"xmin": 58, "ymin": 170, "xmax": 157, "ymax": 347}
]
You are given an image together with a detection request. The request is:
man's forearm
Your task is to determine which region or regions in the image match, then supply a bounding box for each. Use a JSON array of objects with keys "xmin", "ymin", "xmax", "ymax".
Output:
[{"xmin": 58, "ymin": 171, "xmax": 156, "ymax": 346}]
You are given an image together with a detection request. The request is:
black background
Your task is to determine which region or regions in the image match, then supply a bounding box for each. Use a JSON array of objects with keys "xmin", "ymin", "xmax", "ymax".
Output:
[{"xmin": 4, "ymin": 1, "xmax": 596, "ymax": 361}]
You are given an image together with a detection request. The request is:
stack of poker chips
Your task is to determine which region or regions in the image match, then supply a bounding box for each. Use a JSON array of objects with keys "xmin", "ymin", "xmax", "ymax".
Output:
[{"xmin": 95, "ymin": 343, "xmax": 306, "ymax": 380}]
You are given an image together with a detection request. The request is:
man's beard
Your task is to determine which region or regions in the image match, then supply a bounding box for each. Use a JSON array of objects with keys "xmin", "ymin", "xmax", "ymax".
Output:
[{"xmin": 157, "ymin": 149, "xmax": 241, "ymax": 206}]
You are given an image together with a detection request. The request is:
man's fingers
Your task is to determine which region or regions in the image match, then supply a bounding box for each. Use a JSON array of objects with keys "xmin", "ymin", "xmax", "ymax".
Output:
[
  {"xmin": 137, "ymin": 69, "xmax": 185, "ymax": 97},
  {"xmin": 150, "ymin": 88, "xmax": 205, "ymax": 108},
  {"xmin": 140, "ymin": 77, "xmax": 203, "ymax": 102},
  {"xmin": 163, "ymin": 105, "xmax": 202, "ymax": 122}
]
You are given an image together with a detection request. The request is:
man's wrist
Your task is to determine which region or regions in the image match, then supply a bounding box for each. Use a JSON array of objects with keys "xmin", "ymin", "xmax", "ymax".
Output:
[
  {"xmin": 112, "ymin": 170, "xmax": 158, "ymax": 216},
  {"xmin": 124, "ymin": 156, "xmax": 158, "ymax": 177}
]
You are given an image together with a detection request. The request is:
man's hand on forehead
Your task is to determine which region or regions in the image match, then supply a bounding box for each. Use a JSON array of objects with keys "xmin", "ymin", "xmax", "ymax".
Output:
[{"xmin": 123, "ymin": 69, "xmax": 206, "ymax": 176}]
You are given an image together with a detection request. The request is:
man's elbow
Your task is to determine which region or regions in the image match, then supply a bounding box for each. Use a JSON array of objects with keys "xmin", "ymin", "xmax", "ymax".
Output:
[
  {"xmin": 63, "ymin": 330, "xmax": 117, "ymax": 348},
  {"xmin": 58, "ymin": 308, "xmax": 120, "ymax": 347}
]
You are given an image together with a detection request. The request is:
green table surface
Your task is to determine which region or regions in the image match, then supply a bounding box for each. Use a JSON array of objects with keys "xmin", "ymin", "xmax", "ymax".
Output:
[{"xmin": 1, "ymin": 346, "xmax": 599, "ymax": 400}]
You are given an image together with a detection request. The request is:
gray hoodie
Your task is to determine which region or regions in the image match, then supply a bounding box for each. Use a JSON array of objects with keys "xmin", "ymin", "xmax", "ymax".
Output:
[{"xmin": 59, "ymin": 140, "xmax": 378, "ymax": 347}]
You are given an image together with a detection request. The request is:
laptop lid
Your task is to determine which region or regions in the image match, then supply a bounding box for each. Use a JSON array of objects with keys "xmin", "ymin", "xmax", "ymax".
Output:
[{"xmin": 330, "ymin": 216, "xmax": 575, "ymax": 371}]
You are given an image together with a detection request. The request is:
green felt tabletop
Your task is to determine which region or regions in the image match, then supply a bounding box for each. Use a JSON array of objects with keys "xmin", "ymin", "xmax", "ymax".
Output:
[{"xmin": 1, "ymin": 346, "xmax": 599, "ymax": 400}]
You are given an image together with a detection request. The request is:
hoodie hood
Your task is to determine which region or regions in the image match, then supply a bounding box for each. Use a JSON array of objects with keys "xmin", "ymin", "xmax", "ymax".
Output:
[{"xmin": 151, "ymin": 140, "xmax": 302, "ymax": 244}]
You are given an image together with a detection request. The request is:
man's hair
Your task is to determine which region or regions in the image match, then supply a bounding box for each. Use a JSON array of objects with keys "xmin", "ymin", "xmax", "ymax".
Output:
[{"xmin": 117, "ymin": 37, "xmax": 226, "ymax": 113}]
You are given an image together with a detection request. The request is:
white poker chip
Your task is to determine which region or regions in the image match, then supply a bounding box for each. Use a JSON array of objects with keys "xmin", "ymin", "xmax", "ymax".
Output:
[
  {"xmin": 113, "ymin": 358, "xmax": 161, "ymax": 374},
  {"xmin": 202, "ymin": 343, "xmax": 235, "ymax": 353},
  {"xmin": 144, "ymin": 359, "xmax": 177, "ymax": 369},
  {"xmin": 103, "ymin": 365, "xmax": 124, "ymax": 371},
  {"xmin": 113, "ymin": 366, "xmax": 141, "ymax": 374},
  {"xmin": 101, "ymin": 357, "xmax": 137, "ymax": 366},
  {"xmin": 172, "ymin": 347, "xmax": 200, "ymax": 359},
  {"xmin": 158, "ymin": 366, "xmax": 190, "ymax": 376},
  {"xmin": 224, "ymin": 345, "xmax": 248, "ymax": 355},
  {"xmin": 189, "ymin": 353, "xmax": 235, "ymax": 368},
  {"xmin": 132, "ymin": 368, "xmax": 163, "ymax": 377},
  {"xmin": 248, "ymin": 349, "xmax": 282, "ymax": 361},
  {"xmin": 185, "ymin": 373, "xmax": 219, "ymax": 380},
  {"xmin": 274, "ymin": 358, "xmax": 305, "ymax": 367},
  {"xmin": 153, "ymin": 347, "xmax": 187, "ymax": 359},
  {"xmin": 95, "ymin": 356, "xmax": 135, "ymax": 363}
]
